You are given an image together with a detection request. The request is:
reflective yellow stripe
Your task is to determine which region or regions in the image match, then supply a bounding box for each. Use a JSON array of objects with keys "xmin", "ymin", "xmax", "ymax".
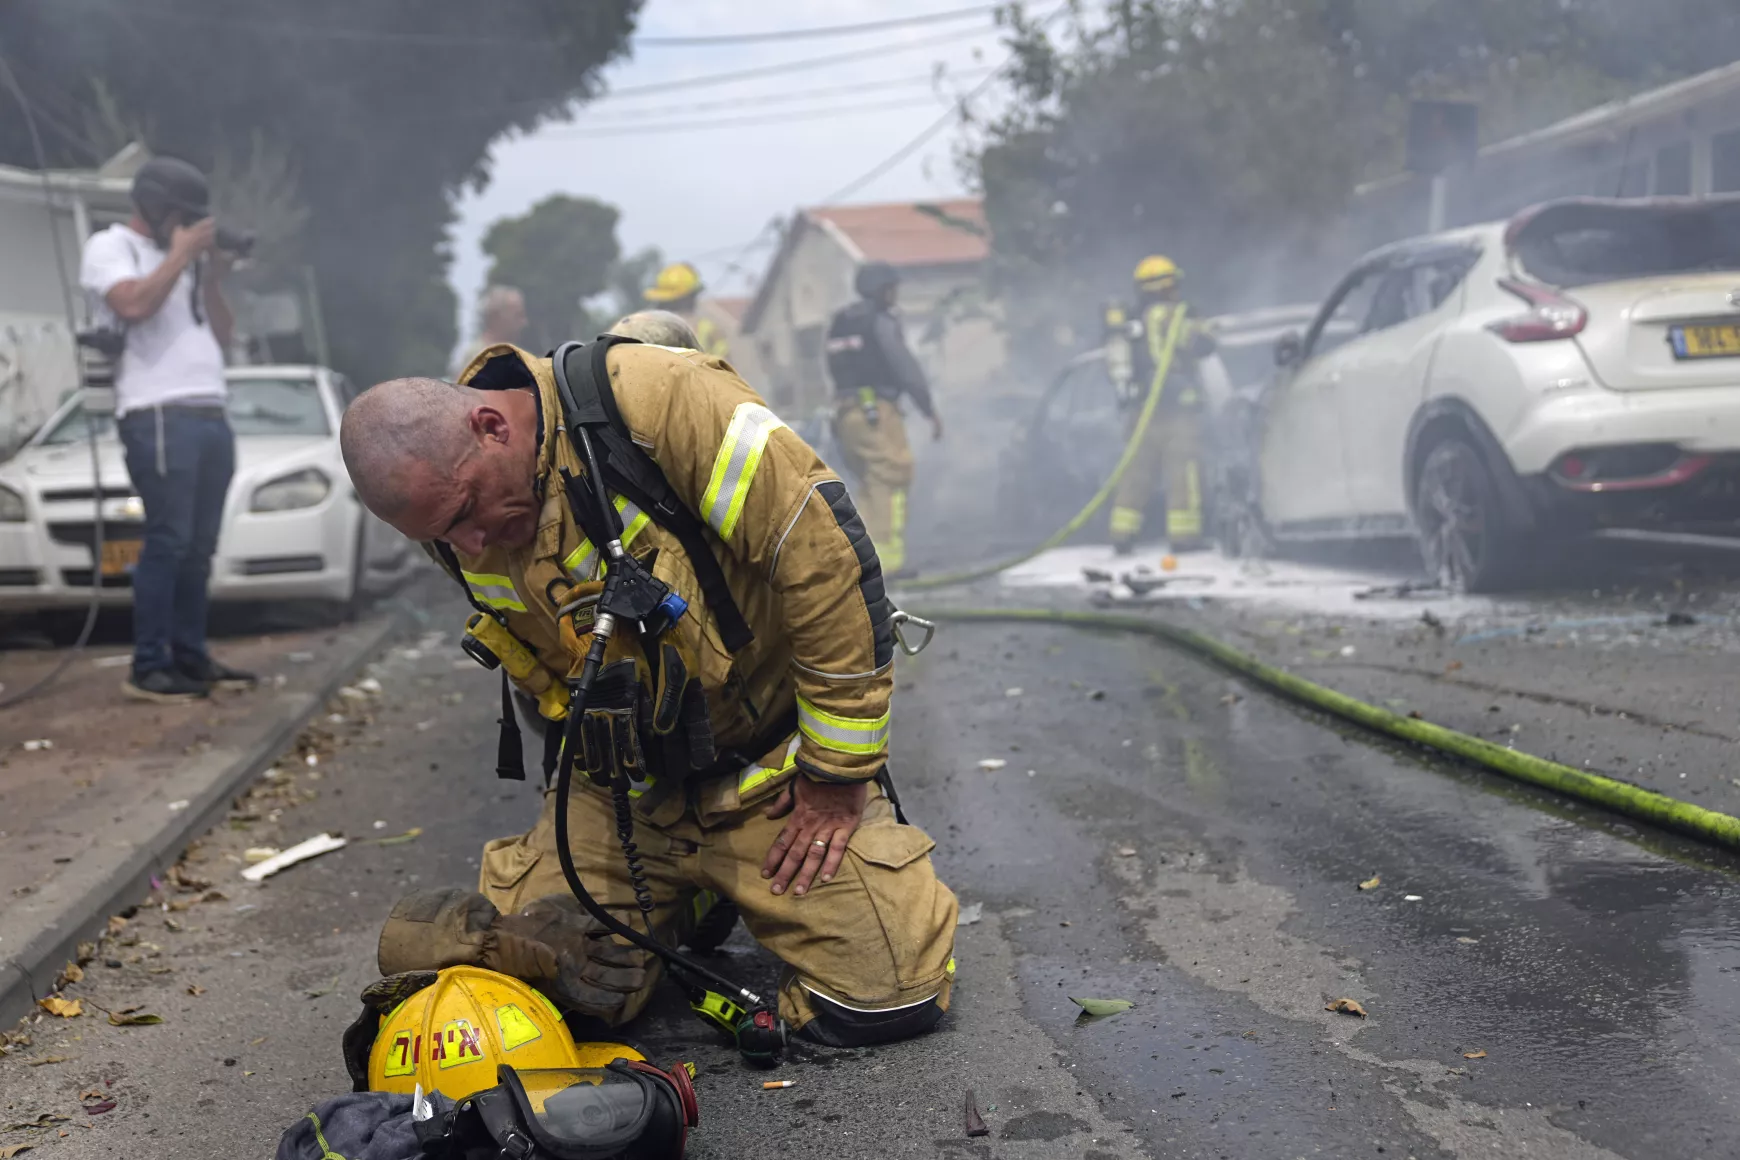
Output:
[
  {"xmin": 461, "ymin": 570, "xmax": 526, "ymax": 612},
  {"xmin": 796, "ymin": 697, "xmax": 889, "ymax": 756},
  {"xmin": 1167, "ymin": 462, "xmax": 1202, "ymax": 538},
  {"xmin": 306, "ymin": 1112, "xmax": 347, "ymax": 1160},
  {"xmin": 1109, "ymin": 506, "xmax": 1144, "ymax": 536},
  {"xmin": 561, "ymin": 495, "xmax": 650, "ymax": 581},
  {"xmin": 701, "ymin": 402, "xmax": 786, "ymax": 542},
  {"xmin": 738, "ymin": 737, "xmax": 801, "ymax": 798}
]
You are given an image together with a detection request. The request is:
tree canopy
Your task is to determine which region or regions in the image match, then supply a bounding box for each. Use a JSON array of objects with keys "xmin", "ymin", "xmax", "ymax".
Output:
[
  {"xmin": 0, "ymin": 0, "xmax": 641, "ymax": 386},
  {"xmin": 972, "ymin": 0, "xmax": 1740, "ymax": 366}
]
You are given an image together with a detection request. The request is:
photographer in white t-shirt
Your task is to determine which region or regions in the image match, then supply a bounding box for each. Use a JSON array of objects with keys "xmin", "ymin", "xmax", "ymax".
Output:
[{"xmin": 78, "ymin": 156, "xmax": 257, "ymax": 704}]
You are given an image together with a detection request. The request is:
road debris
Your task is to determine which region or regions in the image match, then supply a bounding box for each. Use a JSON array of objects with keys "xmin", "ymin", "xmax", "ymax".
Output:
[
  {"xmin": 1357, "ymin": 875, "xmax": 1381, "ymax": 891},
  {"xmin": 1463, "ymin": 1049, "xmax": 1487, "ymax": 1059},
  {"xmin": 374, "ymin": 827, "xmax": 423, "ymax": 846},
  {"xmin": 762, "ymin": 1080, "xmax": 796, "ymax": 1090},
  {"xmin": 1070, "ymin": 996, "xmax": 1134, "ymax": 1018},
  {"xmin": 956, "ymin": 902, "xmax": 984, "ymax": 926},
  {"xmin": 22, "ymin": 1056, "xmax": 69, "ymax": 1068},
  {"xmin": 1404, "ymin": 894, "xmax": 1423, "ymax": 902},
  {"xmin": 965, "ymin": 1090, "xmax": 989, "ymax": 1138},
  {"xmin": 166, "ymin": 799, "xmax": 189, "ymax": 812},
  {"xmin": 187, "ymin": 984, "xmax": 206, "ymax": 997},
  {"xmin": 1, "ymin": 1143, "xmax": 36, "ymax": 1157},
  {"xmin": 37, "ymin": 997, "xmax": 81, "ymax": 1018},
  {"xmin": 977, "ymin": 758, "xmax": 1007, "ymax": 771},
  {"xmin": 243, "ymin": 846, "xmax": 281, "ymax": 863},
  {"xmin": 1325, "ymin": 998, "xmax": 1367, "ymax": 1017},
  {"xmin": 1004, "ymin": 687, "xmax": 1023, "ymax": 697},
  {"xmin": 21, "ymin": 739, "xmax": 53, "ymax": 751},
  {"xmin": 241, "ymin": 832, "xmax": 347, "ymax": 882},
  {"xmin": 1117, "ymin": 846, "xmax": 1137, "ymax": 857}
]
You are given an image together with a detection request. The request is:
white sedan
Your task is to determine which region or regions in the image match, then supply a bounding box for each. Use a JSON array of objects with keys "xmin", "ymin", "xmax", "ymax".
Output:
[
  {"xmin": 1221, "ymin": 195, "xmax": 1740, "ymax": 590},
  {"xmin": 0, "ymin": 364, "xmax": 414, "ymax": 615}
]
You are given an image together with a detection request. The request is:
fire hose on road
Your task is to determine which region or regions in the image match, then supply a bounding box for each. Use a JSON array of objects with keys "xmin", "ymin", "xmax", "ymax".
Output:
[{"xmin": 910, "ymin": 607, "xmax": 1740, "ymax": 856}]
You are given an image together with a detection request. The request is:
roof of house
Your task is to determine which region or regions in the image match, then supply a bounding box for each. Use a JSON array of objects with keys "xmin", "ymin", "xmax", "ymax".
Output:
[
  {"xmin": 808, "ymin": 198, "xmax": 991, "ymax": 267},
  {"xmin": 740, "ymin": 197, "xmax": 990, "ymax": 333}
]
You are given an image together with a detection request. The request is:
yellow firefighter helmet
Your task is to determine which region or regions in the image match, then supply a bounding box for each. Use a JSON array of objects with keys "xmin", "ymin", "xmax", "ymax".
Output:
[
  {"xmin": 643, "ymin": 261, "xmax": 703, "ymax": 304},
  {"xmin": 1133, "ymin": 254, "xmax": 1181, "ymax": 294},
  {"xmin": 367, "ymin": 967, "xmax": 644, "ymax": 1100}
]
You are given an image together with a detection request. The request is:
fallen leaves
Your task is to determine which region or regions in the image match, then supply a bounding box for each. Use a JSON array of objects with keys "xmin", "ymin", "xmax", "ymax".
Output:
[
  {"xmin": 1357, "ymin": 875, "xmax": 1381, "ymax": 891},
  {"xmin": 1463, "ymin": 1049, "xmax": 1487, "ymax": 1059},
  {"xmin": 22, "ymin": 1056, "xmax": 69, "ymax": 1068},
  {"xmin": 1069, "ymin": 996, "xmax": 1134, "ymax": 1018},
  {"xmin": 105, "ymin": 914, "xmax": 128, "ymax": 937},
  {"xmin": 1325, "ymin": 998, "xmax": 1367, "ymax": 1018},
  {"xmin": 3, "ymin": 1114, "xmax": 67, "ymax": 1130},
  {"xmin": 82, "ymin": 1101, "xmax": 115, "ymax": 1116},
  {"xmin": 186, "ymin": 985, "xmax": 206, "ymax": 997},
  {"xmin": 107, "ymin": 1010, "xmax": 164, "ymax": 1027},
  {"xmin": 1, "ymin": 1143, "xmax": 36, "ymax": 1157},
  {"xmin": 37, "ymin": 997, "xmax": 81, "ymax": 1019},
  {"xmin": 374, "ymin": 827, "xmax": 423, "ymax": 846},
  {"xmin": 59, "ymin": 962, "xmax": 84, "ymax": 985}
]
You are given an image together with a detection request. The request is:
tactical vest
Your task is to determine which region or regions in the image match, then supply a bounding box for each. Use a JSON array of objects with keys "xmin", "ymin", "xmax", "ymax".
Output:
[{"xmin": 824, "ymin": 300, "xmax": 897, "ymax": 395}]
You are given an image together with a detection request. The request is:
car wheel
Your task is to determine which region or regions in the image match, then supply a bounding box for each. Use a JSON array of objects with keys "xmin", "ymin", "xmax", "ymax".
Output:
[
  {"xmin": 1413, "ymin": 437, "xmax": 1525, "ymax": 592},
  {"xmin": 329, "ymin": 523, "xmax": 369, "ymax": 624}
]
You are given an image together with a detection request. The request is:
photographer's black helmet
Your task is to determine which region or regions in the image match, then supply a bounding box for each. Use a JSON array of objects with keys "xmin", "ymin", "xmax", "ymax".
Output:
[
  {"xmin": 854, "ymin": 261, "xmax": 900, "ymax": 300},
  {"xmin": 131, "ymin": 157, "xmax": 210, "ymax": 229}
]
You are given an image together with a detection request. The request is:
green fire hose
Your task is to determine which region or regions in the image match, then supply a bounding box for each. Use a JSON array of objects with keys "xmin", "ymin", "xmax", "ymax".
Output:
[
  {"xmin": 915, "ymin": 607, "xmax": 1740, "ymax": 855},
  {"xmin": 900, "ymin": 305, "xmax": 1189, "ymax": 591}
]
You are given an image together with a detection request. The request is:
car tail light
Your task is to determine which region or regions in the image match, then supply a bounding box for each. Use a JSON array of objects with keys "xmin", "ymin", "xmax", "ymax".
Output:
[{"xmin": 1487, "ymin": 278, "xmax": 1587, "ymax": 342}]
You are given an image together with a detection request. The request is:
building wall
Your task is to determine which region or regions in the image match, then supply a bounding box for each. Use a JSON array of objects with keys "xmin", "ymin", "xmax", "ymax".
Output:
[{"xmin": 747, "ymin": 223, "xmax": 1008, "ymax": 421}]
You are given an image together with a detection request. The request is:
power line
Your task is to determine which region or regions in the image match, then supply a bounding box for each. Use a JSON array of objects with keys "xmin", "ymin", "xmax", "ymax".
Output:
[
  {"xmin": 635, "ymin": 5, "xmax": 1002, "ymax": 46},
  {"xmin": 820, "ymin": 3, "xmax": 1069, "ymax": 204},
  {"xmin": 604, "ymin": 24, "xmax": 998, "ymax": 99},
  {"xmin": 536, "ymin": 94, "xmax": 952, "ymax": 141},
  {"xmin": 574, "ymin": 67, "xmax": 995, "ymax": 121}
]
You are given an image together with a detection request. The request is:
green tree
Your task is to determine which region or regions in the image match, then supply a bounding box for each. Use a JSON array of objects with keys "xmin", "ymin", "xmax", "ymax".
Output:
[
  {"xmin": 973, "ymin": 0, "xmax": 1740, "ymax": 369},
  {"xmin": 0, "ymin": 0, "xmax": 641, "ymax": 385},
  {"xmin": 482, "ymin": 195, "xmax": 623, "ymax": 352}
]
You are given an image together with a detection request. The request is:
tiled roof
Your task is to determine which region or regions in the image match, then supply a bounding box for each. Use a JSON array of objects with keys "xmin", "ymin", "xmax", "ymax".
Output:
[{"xmin": 807, "ymin": 198, "xmax": 989, "ymax": 267}]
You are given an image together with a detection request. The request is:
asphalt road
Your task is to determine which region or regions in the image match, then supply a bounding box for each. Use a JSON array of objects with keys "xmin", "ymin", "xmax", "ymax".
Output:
[{"xmin": 5, "ymin": 587, "xmax": 1740, "ymax": 1159}]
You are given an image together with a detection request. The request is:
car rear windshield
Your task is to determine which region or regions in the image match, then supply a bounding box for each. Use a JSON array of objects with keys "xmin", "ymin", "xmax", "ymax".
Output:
[
  {"xmin": 1511, "ymin": 200, "xmax": 1740, "ymax": 288},
  {"xmin": 36, "ymin": 376, "xmax": 328, "ymax": 445}
]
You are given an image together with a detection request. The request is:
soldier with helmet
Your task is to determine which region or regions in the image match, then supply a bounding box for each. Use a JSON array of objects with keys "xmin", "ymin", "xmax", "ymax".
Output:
[{"xmin": 824, "ymin": 261, "xmax": 943, "ymax": 577}]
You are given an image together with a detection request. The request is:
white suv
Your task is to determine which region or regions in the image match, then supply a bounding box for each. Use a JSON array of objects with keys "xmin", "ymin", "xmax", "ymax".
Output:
[{"xmin": 1222, "ymin": 195, "xmax": 1740, "ymax": 590}]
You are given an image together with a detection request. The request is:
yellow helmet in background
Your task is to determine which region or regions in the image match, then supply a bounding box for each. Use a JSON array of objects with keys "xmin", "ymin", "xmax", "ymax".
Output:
[
  {"xmin": 367, "ymin": 967, "xmax": 643, "ymax": 1100},
  {"xmin": 643, "ymin": 261, "xmax": 703, "ymax": 304},
  {"xmin": 1133, "ymin": 254, "xmax": 1181, "ymax": 294}
]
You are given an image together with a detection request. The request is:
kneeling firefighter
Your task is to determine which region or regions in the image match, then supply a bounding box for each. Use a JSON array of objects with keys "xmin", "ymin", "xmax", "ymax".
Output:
[
  {"xmin": 825, "ymin": 260, "xmax": 943, "ymax": 576},
  {"xmin": 1104, "ymin": 255, "xmax": 1218, "ymax": 555},
  {"xmin": 338, "ymin": 337, "xmax": 959, "ymax": 1056}
]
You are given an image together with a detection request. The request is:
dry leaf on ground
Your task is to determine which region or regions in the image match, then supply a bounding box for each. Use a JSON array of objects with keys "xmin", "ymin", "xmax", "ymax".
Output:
[
  {"xmin": 60, "ymin": 962, "xmax": 83, "ymax": 984},
  {"xmin": 22, "ymin": 1057, "xmax": 69, "ymax": 1068},
  {"xmin": 1, "ymin": 1142, "xmax": 37, "ymax": 1157},
  {"xmin": 375, "ymin": 827, "xmax": 423, "ymax": 846},
  {"xmin": 105, "ymin": 915, "xmax": 128, "ymax": 936},
  {"xmin": 1463, "ymin": 1049, "xmax": 1487, "ymax": 1059},
  {"xmin": 186, "ymin": 985, "xmax": 206, "ymax": 997},
  {"xmin": 107, "ymin": 1011, "xmax": 163, "ymax": 1027},
  {"xmin": 1357, "ymin": 876, "xmax": 1381, "ymax": 891},
  {"xmin": 37, "ymin": 997, "xmax": 80, "ymax": 1018},
  {"xmin": 1326, "ymin": 998, "xmax": 1367, "ymax": 1017}
]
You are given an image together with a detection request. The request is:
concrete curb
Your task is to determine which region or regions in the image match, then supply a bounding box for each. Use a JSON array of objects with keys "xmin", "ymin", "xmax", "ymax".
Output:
[{"xmin": 0, "ymin": 610, "xmax": 407, "ymax": 1029}]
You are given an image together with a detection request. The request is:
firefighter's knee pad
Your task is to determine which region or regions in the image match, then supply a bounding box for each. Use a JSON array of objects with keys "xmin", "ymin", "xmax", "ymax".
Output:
[{"xmin": 793, "ymin": 986, "xmax": 948, "ymax": 1047}]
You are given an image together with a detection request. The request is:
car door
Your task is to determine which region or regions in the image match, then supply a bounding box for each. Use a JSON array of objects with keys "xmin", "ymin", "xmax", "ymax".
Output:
[
  {"xmin": 1259, "ymin": 268, "xmax": 1383, "ymax": 529},
  {"xmin": 1333, "ymin": 252, "xmax": 1474, "ymax": 521}
]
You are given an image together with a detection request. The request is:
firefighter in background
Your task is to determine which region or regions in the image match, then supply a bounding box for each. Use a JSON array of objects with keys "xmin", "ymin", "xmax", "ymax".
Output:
[
  {"xmin": 642, "ymin": 260, "xmax": 730, "ymax": 359},
  {"xmin": 825, "ymin": 261, "xmax": 943, "ymax": 577},
  {"xmin": 1104, "ymin": 255, "xmax": 1217, "ymax": 555}
]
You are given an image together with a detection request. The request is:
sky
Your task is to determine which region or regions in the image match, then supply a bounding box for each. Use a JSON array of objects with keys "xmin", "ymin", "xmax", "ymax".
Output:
[{"xmin": 447, "ymin": 0, "xmax": 1029, "ymax": 336}]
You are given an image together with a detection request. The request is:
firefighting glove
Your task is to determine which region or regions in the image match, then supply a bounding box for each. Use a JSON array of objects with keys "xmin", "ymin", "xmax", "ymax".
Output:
[
  {"xmin": 647, "ymin": 637, "xmax": 715, "ymax": 771},
  {"xmin": 575, "ymin": 658, "xmax": 646, "ymax": 785},
  {"xmin": 376, "ymin": 888, "xmax": 652, "ymax": 1024}
]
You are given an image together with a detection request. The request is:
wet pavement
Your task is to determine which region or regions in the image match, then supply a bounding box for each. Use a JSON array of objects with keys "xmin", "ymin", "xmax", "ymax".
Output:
[{"xmin": 5, "ymin": 584, "xmax": 1740, "ymax": 1158}]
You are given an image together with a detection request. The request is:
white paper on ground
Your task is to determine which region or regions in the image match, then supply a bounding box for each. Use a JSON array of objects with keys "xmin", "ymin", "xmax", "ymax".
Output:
[{"xmin": 241, "ymin": 833, "xmax": 347, "ymax": 883}]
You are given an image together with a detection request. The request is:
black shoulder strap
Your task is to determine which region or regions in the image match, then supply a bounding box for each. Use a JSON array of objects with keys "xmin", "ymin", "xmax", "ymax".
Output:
[{"xmin": 551, "ymin": 339, "xmax": 755, "ymax": 655}]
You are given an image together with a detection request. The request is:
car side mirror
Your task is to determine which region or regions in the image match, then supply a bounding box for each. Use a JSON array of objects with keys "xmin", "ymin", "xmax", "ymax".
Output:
[{"xmin": 1273, "ymin": 330, "xmax": 1303, "ymax": 368}]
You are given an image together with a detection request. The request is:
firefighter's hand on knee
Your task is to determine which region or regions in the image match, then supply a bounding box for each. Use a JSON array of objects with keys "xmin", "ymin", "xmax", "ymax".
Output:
[{"xmin": 761, "ymin": 776, "xmax": 868, "ymax": 897}]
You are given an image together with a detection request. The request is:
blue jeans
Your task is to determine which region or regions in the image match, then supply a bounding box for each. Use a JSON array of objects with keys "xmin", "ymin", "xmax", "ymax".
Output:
[{"xmin": 118, "ymin": 405, "xmax": 235, "ymax": 675}]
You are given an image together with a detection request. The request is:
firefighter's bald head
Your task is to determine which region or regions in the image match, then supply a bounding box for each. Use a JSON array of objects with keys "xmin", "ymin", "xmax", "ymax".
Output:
[{"xmin": 341, "ymin": 377, "xmax": 542, "ymax": 554}]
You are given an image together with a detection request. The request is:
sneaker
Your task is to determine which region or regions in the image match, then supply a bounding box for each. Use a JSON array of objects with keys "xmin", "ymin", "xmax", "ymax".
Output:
[
  {"xmin": 123, "ymin": 667, "xmax": 209, "ymax": 704},
  {"xmin": 178, "ymin": 656, "xmax": 259, "ymax": 690}
]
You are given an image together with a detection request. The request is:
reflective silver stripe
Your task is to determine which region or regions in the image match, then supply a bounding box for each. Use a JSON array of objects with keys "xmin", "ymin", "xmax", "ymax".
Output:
[
  {"xmin": 461, "ymin": 570, "xmax": 526, "ymax": 612},
  {"xmin": 799, "ymin": 981, "xmax": 942, "ymax": 1014},
  {"xmin": 701, "ymin": 402, "xmax": 786, "ymax": 542},
  {"xmin": 796, "ymin": 696, "xmax": 889, "ymax": 755}
]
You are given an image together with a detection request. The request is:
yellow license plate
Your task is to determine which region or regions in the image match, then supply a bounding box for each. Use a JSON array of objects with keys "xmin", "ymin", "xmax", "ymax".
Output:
[
  {"xmin": 101, "ymin": 539, "xmax": 142, "ymax": 576},
  {"xmin": 1672, "ymin": 323, "xmax": 1740, "ymax": 359}
]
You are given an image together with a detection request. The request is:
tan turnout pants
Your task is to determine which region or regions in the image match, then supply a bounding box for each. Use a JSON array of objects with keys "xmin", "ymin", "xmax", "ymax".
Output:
[
  {"xmin": 478, "ymin": 770, "xmax": 958, "ymax": 1035},
  {"xmin": 1110, "ymin": 409, "xmax": 1204, "ymax": 549},
  {"xmin": 833, "ymin": 398, "xmax": 914, "ymax": 572}
]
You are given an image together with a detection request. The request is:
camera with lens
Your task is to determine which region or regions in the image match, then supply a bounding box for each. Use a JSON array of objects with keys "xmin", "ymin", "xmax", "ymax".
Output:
[{"xmin": 215, "ymin": 226, "xmax": 256, "ymax": 258}]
